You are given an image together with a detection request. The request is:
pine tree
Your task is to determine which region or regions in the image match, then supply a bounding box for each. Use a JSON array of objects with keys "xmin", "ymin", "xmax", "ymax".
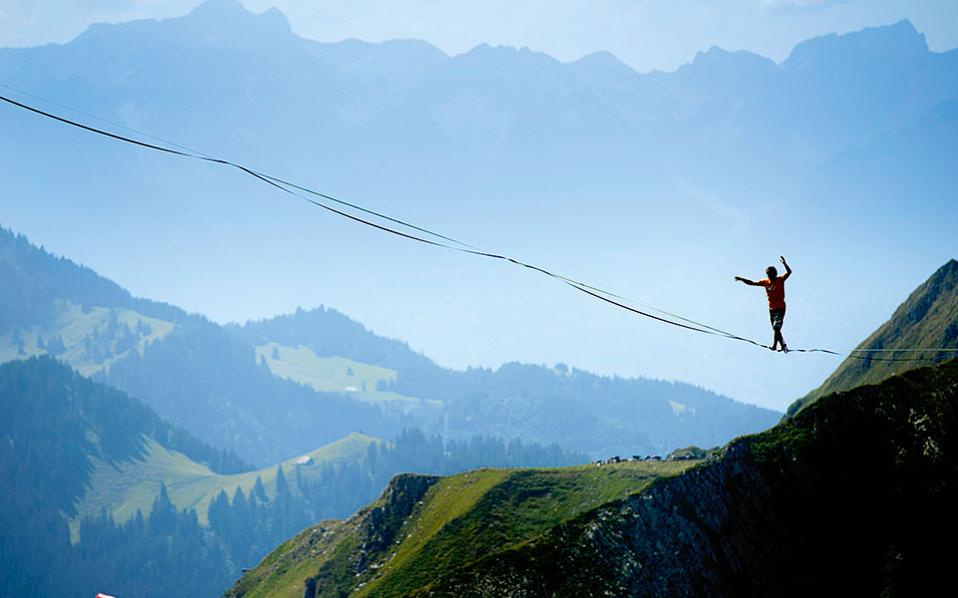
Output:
[
  {"xmin": 275, "ymin": 466, "xmax": 289, "ymax": 498},
  {"xmin": 208, "ymin": 490, "xmax": 230, "ymax": 534},
  {"xmin": 253, "ymin": 476, "xmax": 268, "ymax": 502},
  {"xmin": 148, "ymin": 483, "xmax": 177, "ymax": 535}
]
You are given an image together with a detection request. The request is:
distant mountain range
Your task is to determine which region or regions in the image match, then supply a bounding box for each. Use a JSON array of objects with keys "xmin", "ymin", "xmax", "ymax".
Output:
[
  {"xmin": 1, "ymin": 0, "xmax": 955, "ymax": 404},
  {"xmin": 0, "ymin": 225, "xmax": 779, "ymax": 465},
  {"xmin": 0, "ymin": 226, "xmax": 398, "ymax": 465},
  {"xmin": 231, "ymin": 266, "xmax": 958, "ymax": 598}
]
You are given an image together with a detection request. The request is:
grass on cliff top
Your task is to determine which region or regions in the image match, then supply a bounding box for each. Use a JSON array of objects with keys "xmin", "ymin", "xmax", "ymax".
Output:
[
  {"xmin": 230, "ymin": 522, "xmax": 355, "ymax": 598},
  {"xmin": 356, "ymin": 461, "xmax": 695, "ymax": 597}
]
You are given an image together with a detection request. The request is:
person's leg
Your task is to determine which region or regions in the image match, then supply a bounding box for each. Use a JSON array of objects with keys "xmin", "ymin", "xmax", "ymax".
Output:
[
  {"xmin": 769, "ymin": 310, "xmax": 780, "ymax": 350},
  {"xmin": 771, "ymin": 309, "xmax": 787, "ymax": 351},
  {"xmin": 774, "ymin": 309, "xmax": 788, "ymax": 352},
  {"xmin": 774, "ymin": 329, "xmax": 785, "ymax": 351}
]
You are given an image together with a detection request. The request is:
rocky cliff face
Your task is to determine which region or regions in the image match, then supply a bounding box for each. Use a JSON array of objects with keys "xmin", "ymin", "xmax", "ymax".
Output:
[
  {"xmin": 422, "ymin": 360, "xmax": 956, "ymax": 597},
  {"xmin": 226, "ymin": 474, "xmax": 440, "ymax": 598}
]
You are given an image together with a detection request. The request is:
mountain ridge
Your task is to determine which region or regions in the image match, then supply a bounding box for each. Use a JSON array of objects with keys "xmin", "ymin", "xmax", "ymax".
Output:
[{"xmin": 230, "ymin": 358, "xmax": 958, "ymax": 596}]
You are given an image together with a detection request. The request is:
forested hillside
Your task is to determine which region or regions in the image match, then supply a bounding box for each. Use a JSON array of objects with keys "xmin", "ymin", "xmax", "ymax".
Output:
[{"xmin": 0, "ymin": 357, "xmax": 583, "ymax": 597}]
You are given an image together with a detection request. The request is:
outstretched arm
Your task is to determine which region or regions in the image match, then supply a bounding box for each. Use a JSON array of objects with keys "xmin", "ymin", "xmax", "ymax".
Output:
[
  {"xmin": 734, "ymin": 276, "xmax": 761, "ymax": 286},
  {"xmin": 780, "ymin": 256, "xmax": 792, "ymax": 281}
]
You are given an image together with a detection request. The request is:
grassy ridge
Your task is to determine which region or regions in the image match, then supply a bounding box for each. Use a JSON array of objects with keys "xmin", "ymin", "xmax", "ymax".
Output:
[
  {"xmin": 359, "ymin": 462, "xmax": 692, "ymax": 597},
  {"xmin": 231, "ymin": 522, "xmax": 356, "ymax": 598},
  {"xmin": 356, "ymin": 469, "xmax": 511, "ymax": 596},
  {"xmin": 0, "ymin": 300, "xmax": 175, "ymax": 376},
  {"xmin": 254, "ymin": 342, "xmax": 437, "ymax": 412},
  {"xmin": 228, "ymin": 461, "xmax": 696, "ymax": 597},
  {"xmin": 71, "ymin": 432, "xmax": 377, "ymax": 536},
  {"xmin": 255, "ymin": 343, "xmax": 397, "ymax": 394}
]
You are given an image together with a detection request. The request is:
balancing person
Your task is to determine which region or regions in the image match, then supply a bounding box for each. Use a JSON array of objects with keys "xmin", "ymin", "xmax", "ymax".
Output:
[{"xmin": 735, "ymin": 256, "xmax": 793, "ymax": 352}]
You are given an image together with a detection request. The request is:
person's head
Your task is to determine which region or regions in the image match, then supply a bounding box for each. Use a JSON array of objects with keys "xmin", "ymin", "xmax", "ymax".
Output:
[{"xmin": 766, "ymin": 266, "xmax": 778, "ymax": 279}]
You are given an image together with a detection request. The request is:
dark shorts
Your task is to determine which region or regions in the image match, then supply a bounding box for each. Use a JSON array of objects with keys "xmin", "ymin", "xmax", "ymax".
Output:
[{"xmin": 769, "ymin": 307, "xmax": 786, "ymax": 331}]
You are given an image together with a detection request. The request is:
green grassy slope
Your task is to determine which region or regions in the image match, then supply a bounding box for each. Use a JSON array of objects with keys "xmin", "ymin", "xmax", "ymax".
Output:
[
  {"xmin": 227, "ymin": 460, "xmax": 696, "ymax": 598},
  {"xmin": 256, "ymin": 343, "xmax": 398, "ymax": 393},
  {"xmin": 358, "ymin": 462, "xmax": 692, "ymax": 597},
  {"xmin": 791, "ymin": 258, "xmax": 957, "ymax": 414},
  {"xmin": 0, "ymin": 300, "xmax": 175, "ymax": 376},
  {"xmin": 71, "ymin": 432, "xmax": 377, "ymax": 536},
  {"xmin": 254, "ymin": 343, "xmax": 436, "ymax": 413}
]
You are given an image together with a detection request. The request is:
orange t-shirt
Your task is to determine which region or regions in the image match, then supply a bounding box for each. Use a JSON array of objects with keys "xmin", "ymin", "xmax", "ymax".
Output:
[{"xmin": 759, "ymin": 278, "xmax": 786, "ymax": 310}]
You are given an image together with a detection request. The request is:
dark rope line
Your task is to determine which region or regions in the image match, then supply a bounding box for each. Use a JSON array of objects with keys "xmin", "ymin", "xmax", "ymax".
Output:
[
  {"xmin": 842, "ymin": 348, "xmax": 958, "ymax": 353},
  {"xmin": 0, "ymin": 85, "xmax": 930, "ymax": 349},
  {"xmin": 0, "ymin": 91, "xmax": 471, "ymax": 250},
  {"xmin": 3, "ymin": 91, "xmax": 955, "ymax": 363},
  {"xmin": 251, "ymin": 171, "xmax": 479, "ymax": 250},
  {"xmin": 1, "ymin": 90, "xmax": 731, "ymax": 340},
  {"xmin": 0, "ymin": 82, "xmax": 219, "ymax": 159}
]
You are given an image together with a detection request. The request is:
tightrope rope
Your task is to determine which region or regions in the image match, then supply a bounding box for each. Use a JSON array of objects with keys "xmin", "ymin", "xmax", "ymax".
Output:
[{"xmin": 3, "ymin": 89, "xmax": 956, "ymax": 364}]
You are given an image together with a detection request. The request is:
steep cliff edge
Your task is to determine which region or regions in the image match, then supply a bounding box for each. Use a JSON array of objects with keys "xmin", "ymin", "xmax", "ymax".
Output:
[
  {"xmin": 229, "ymin": 359, "xmax": 956, "ymax": 597},
  {"xmin": 226, "ymin": 473, "xmax": 441, "ymax": 598},
  {"xmin": 420, "ymin": 359, "xmax": 957, "ymax": 597},
  {"xmin": 226, "ymin": 461, "xmax": 697, "ymax": 597}
]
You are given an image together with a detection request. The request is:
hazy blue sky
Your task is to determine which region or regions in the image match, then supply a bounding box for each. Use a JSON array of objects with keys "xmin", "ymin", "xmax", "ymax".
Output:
[
  {"xmin": 1, "ymin": 0, "xmax": 955, "ymax": 412},
  {"xmin": 2, "ymin": 0, "xmax": 957, "ymax": 71}
]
